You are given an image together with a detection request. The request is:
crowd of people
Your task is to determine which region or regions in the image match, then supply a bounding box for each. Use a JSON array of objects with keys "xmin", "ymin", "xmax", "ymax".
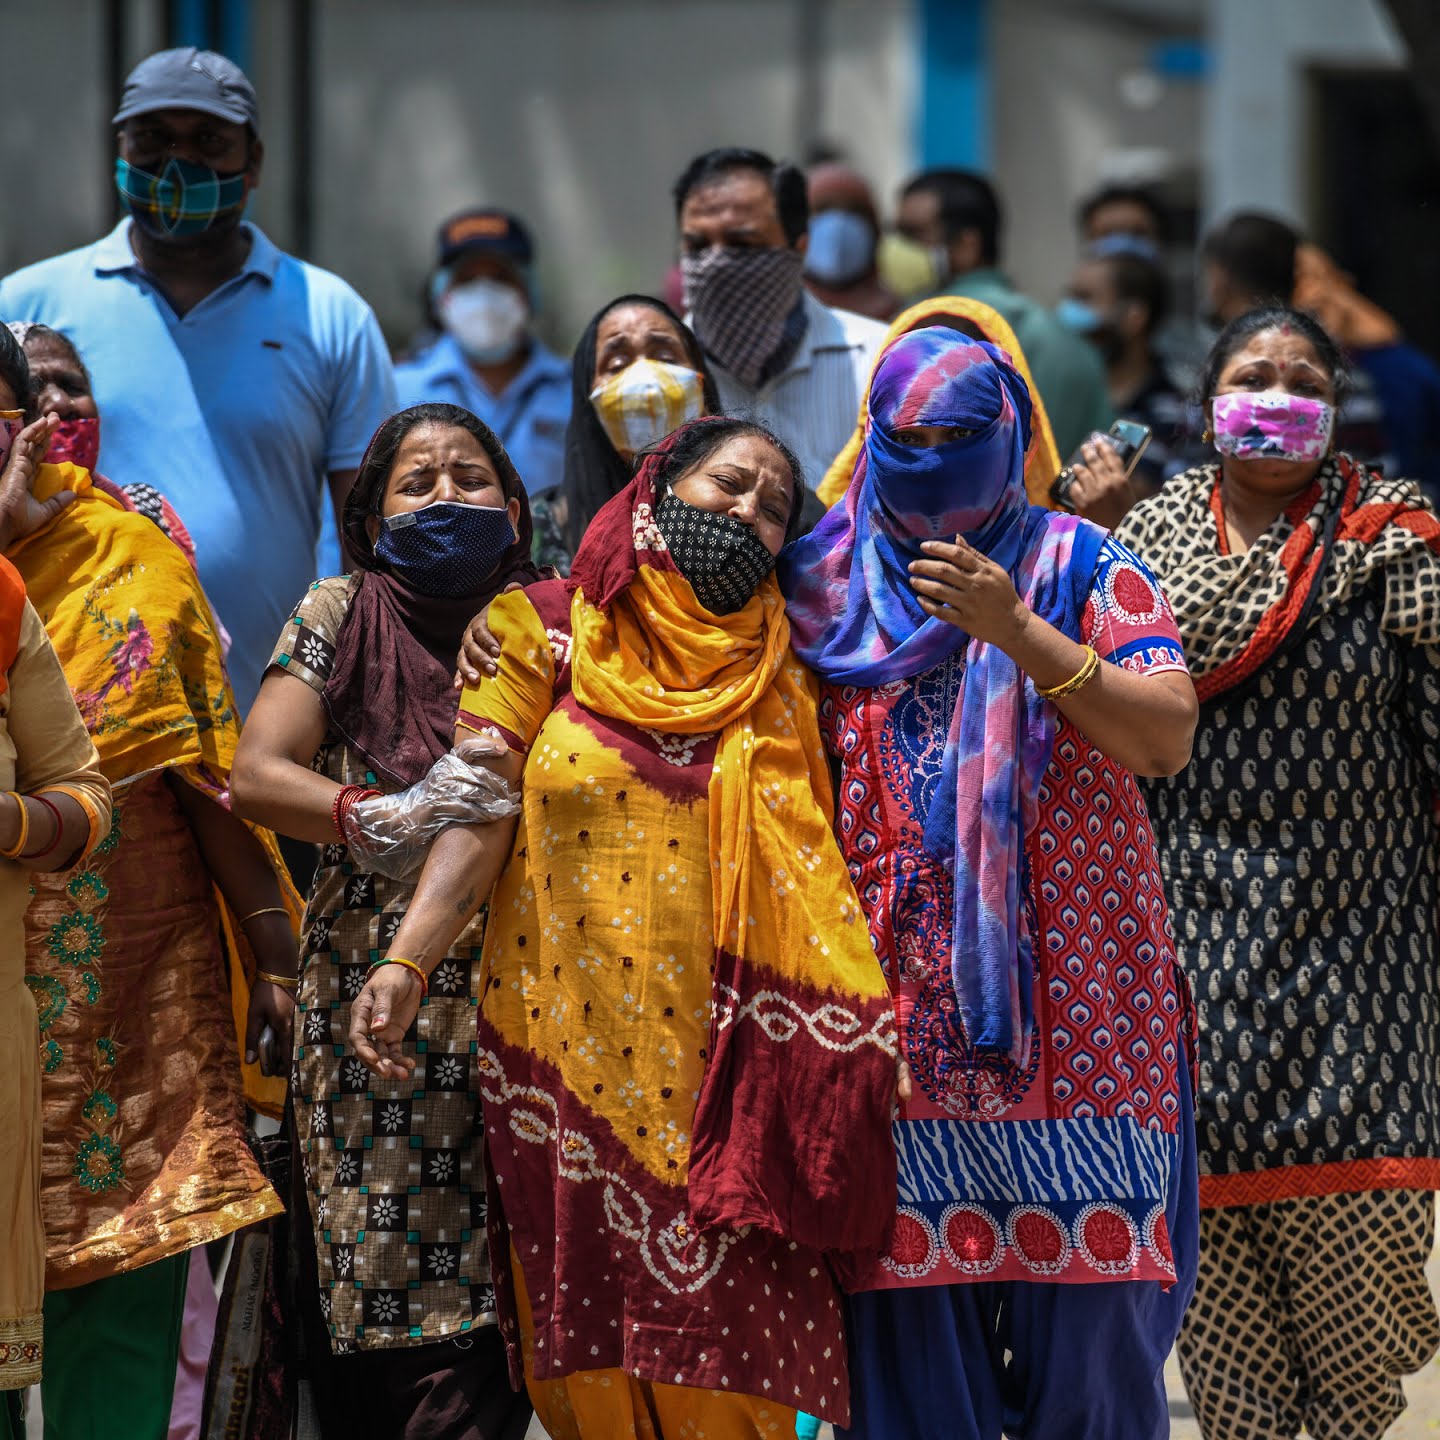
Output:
[{"xmin": 2, "ymin": 41, "xmax": 1439, "ymax": 1440}]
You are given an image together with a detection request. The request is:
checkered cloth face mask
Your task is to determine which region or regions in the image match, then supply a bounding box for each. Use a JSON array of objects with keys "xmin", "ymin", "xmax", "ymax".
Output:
[
  {"xmin": 653, "ymin": 486, "xmax": 776, "ymax": 615},
  {"xmin": 682, "ymin": 245, "xmax": 806, "ymax": 388},
  {"xmin": 114, "ymin": 156, "xmax": 248, "ymax": 239},
  {"xmin": 589, "ymin": 358, "xmax": 706, "ymax": 458}
]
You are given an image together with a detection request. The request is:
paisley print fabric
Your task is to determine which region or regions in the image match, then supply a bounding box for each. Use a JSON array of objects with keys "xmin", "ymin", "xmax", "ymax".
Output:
[
  {"xmin": 1122, "ymin": 458, "xmax": 1440, "ymax": 1204},
  {"xmin": 1141, "ymin": 593, "xmax": 1440, "ymax": 1204}
]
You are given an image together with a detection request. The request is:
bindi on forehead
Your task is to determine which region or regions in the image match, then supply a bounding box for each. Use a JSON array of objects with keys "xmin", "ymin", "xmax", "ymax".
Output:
[{"xmin": 1232, "ymin": 330, "xmax": 1324, "ymax": 368}]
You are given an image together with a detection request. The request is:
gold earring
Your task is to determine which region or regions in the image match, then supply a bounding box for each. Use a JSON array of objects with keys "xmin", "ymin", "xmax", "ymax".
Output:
[{"xmin": 1202, "ymin": 426, "xmax": 1213, "ymax": 445}]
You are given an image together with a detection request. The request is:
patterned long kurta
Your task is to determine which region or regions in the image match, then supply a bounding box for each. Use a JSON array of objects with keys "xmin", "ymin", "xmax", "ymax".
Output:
[
  {"xmin": 269, "ymin": 577, "xmax": 495, "ymax": 1351},
  {"xmin": 25, "ymin": 773, "xmax": 277, "ymax": 1288},
  {"xmin": 1142, "ymin": 588, "xmax": 1440, "ymax": 1205},
  {"xmin": 820, "ymin": 536, "xmax": 1195, "ymax": 1288}
]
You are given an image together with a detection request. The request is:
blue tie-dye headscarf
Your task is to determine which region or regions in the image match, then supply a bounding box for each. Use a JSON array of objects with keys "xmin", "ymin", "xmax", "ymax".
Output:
[{"xmin": 778, "ymin": 327, "xmax": 1105, "ymax": 1062}]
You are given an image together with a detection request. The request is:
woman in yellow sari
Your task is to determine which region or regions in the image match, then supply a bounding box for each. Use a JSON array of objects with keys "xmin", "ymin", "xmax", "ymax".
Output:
[
  {"xmin": 347, "ymin": 416, "xmax": 902, "ymax": 1438},
  {"xmin": 815, "ymin": 295, "xmax": 1062, "ymax": 511},
  {"xmin": 0, "ymin": 322, "xmax": 300, "ymax": 1440}
]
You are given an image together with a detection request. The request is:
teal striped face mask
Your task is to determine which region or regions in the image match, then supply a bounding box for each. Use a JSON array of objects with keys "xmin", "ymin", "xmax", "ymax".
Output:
[{"xmin": 114, "ymin": 156, "xmax": 249, "ymax": 239}]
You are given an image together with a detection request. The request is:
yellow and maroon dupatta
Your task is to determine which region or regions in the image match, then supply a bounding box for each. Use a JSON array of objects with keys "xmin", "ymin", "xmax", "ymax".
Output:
[{"xmin": 567, "ymin": 420, "xmax": 899, "ymax": 1253}]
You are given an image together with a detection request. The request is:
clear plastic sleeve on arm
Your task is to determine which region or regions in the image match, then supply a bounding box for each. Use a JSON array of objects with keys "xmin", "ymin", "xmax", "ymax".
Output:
[{"xmin": 346, "ymin": 731, "xmax": 519, "ymax": 880}]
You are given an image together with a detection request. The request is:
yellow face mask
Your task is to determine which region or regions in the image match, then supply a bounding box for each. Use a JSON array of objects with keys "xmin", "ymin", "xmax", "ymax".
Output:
[
  {"xmin": 876, "ymin": 233, "xmax": 946, "ymax": 302},
  {"xmin": 589, "ymin": 358, "xmax": 706, "ymax": 459}
]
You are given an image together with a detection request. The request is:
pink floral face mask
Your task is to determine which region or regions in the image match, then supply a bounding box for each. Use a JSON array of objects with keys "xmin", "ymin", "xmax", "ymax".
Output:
[
  {"xmin": 0, "ymin": 410, "xmax": 22, "ymax": 469},
  {"xmin": 1211, "ymin": 389, "xmax": 1334, "ymax": 462}
]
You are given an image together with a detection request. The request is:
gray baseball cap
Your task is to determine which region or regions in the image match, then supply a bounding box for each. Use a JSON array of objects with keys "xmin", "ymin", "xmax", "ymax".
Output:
[{"xmin": 112, "ymin": 47, "xmax": 260, "ymax": 133}]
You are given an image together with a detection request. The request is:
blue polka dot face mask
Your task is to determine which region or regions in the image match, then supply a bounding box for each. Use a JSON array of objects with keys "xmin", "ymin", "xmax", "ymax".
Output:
[{"xmin": 374, "ymin": 502, "xmax": 517, "ymax": 599}]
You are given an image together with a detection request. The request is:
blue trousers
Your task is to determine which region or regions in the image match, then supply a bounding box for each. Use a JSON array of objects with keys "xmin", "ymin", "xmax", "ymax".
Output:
[{"xmin": 840, "ymin": 1064, "xmax": 1199, "ymax": 1440}]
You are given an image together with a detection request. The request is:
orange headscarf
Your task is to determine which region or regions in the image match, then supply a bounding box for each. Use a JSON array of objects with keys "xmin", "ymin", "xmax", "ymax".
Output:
[
  {"xmin": 816, "ymin": 296, "xmax": 1063, "ymax": 510},
  {"xmin": 0, "ymin": 555, "xmax": 25, "ymax": 698}
]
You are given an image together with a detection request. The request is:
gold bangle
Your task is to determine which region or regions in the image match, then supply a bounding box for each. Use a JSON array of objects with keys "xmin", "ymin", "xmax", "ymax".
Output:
[
  {"xmin": 1036, "ymin": 644, "xmax": 1100, "ymax": 701},
  {"xmin": 238, "ymin": 906, "xmax": 289, "ymax": 926},
  {"xmin": 0, "ymin": 793, "xmax": 30, "ymax": 860},
  {"xmin": 256, "ymin": 969, "xmax": 298, "ymax": 991},
  {"xmin": 367, "ymin": 956, "xmax": 430, "ymax": 998}
]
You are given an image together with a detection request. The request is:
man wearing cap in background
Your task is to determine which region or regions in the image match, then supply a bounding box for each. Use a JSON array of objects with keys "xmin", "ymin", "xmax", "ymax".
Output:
[
  {"xmin": 396, "ymin": 209, "xmax": 571, "ymax": 498},
  {"xmin": 0, "ymin": 46, "xmax": 395, "ymax": 714}
]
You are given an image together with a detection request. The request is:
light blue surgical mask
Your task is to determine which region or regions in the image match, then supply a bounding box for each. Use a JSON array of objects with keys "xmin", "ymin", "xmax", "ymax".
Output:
[
  {"xmin": 804, "ymin": 209, "xmax": 877, "ymax": 288},
  {"xmin": 1090, "ymin": 232, "xmax": 1161, "ymax": 263},
  {"xmin": 1054, "ymin": 297, "xmax": 1102, "ymax": 335}
]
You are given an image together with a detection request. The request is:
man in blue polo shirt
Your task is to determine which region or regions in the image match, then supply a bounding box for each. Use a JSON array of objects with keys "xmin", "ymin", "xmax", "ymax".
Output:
[
  {"xmin": 0, "ymin": 47, "xmax": 395, "ymax": 712},
  {"xmin": 396, "ymin": 209, "xmax": 570, "ymax": 497}
]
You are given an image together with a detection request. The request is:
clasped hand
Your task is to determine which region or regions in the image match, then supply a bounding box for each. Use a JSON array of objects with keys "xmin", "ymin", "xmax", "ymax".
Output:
[
  {"xmin": 907, "ymin": 535, "xmax": 1030, "ymax": 650},
  {"xmin": 346, "ymin": 732, "xmax": 517, "ymax": 879},
  {"xmin": 349, "ymin": 962, "xmax": 421, "ymax": 1081}
]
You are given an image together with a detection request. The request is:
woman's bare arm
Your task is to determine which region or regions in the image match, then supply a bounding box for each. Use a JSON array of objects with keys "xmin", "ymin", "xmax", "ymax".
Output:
[
  {"xmin": 231, "ymin": 670, "xmax": 340, "ymax": 842},
  {"xmin": 169, "ymin": 774, "xmax": 298, "ymax": 1068}
]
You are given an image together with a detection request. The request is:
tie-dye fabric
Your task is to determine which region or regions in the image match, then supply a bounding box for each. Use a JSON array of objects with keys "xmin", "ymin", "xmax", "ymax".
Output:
[
  {"xmin": 812, "ymin": 295, "xmax": 1064, "ymax": 512},
  {"xmin": 778, "ymin": 329, "xmax": 1104, "ymax": 1063}
]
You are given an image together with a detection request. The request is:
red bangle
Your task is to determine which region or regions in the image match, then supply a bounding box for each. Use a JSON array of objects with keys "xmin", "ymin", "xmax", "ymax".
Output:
[
  {"xmin": 331, "ymin": 785, "xmax": 364, "ymax": 840},
  {"xmin": 29, "ymin": 794, "xmax": 66, "ymax": 861},
  {"xmin": 331, "ymin": 785, "xmax": 355, "ymax": 839},
  {"xmin": 333, "ymin": 784, "xmax": 379, "ymax": 845}
]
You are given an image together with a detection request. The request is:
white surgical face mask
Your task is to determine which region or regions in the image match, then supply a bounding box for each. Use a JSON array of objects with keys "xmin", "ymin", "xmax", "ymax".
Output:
[{"xmin": 440, "ymin": 278, "xmax": 529, "ymax": 365}]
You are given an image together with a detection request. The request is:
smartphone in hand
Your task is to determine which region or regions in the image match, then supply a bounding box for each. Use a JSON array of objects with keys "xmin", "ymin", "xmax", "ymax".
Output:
[{"xmin": 1050, "ymin": 419, "xmax": 1153, "ymax": 509}]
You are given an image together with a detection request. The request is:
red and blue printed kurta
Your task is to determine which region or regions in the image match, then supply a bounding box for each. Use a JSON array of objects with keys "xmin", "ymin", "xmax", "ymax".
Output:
[{"xmin": 820, "ymin": 535, "xmax": 1196, "ymax": 1289}]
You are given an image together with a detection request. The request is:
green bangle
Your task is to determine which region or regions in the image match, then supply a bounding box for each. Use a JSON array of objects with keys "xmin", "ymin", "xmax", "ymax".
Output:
[{"xmin": 367, "ymin": 956, "xmax": 429, "ymax": 998}]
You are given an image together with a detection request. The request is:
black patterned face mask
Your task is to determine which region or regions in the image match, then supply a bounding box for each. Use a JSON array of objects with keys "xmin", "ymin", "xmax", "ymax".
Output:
[{"xmin": 654, "ymin": 487, "xmax": 777, "ymax": 615}]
